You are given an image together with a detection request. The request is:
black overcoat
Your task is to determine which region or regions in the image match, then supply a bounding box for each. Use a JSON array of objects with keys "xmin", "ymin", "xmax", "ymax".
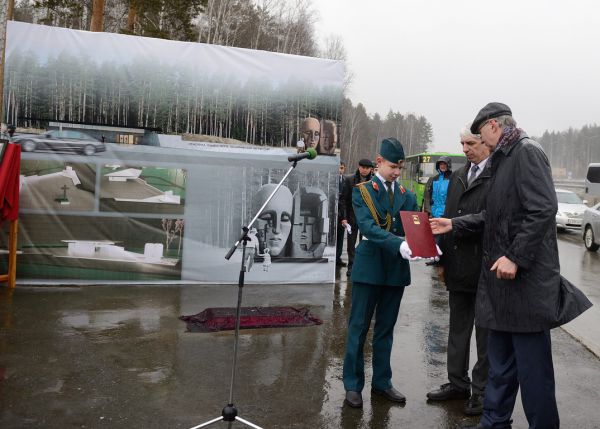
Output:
[
  {"xmin": 340, "ymin": 170, "xmax": 372, "ymax": 226},
  {"xmin": 453, "ymin": 133, "xmax": 563, "ymax": 332},
  {"xmin": 440, "ymin": 161, "xmax": 492, "ymax": 293}
]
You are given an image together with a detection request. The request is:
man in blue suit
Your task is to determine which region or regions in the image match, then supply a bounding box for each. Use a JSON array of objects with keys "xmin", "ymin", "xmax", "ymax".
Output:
[{"xmin": 343, "ymin": 137, "xmax": 420, "ymax": 408}]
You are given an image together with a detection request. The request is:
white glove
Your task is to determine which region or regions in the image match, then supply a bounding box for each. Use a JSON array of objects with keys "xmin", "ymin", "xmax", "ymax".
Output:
[
  {"xmin": 345, "ymin": 224, "xmax": 352, "ymax": 234},
  {"xmin": 400, "ymin": 241, "xmax": 421, "ymax": 261},
  {"xmin": 428, "ymin": 244, "xmax": 443, "ymax": 262}
]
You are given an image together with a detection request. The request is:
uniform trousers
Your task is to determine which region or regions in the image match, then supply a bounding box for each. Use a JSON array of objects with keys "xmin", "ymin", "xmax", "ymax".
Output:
[
  {"xmin": 480, "ymin": 329, "xmax": 559, "ymax": 429},
  {"xmin": 448, "ymin": 291, "xmax": 488, "ymax": 395},
  {"xmin": 343, "ymin": 281, "xmax": 405, "ymax": 392}
]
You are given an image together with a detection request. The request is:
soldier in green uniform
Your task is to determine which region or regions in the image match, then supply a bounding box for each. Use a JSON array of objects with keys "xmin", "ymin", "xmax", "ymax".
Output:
[{"xmin": 343, "ymin": 137, "xmax": 421, "ymax": 408}]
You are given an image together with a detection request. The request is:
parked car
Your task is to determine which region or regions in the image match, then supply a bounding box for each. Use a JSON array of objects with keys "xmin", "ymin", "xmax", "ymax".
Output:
[
  {"xmin": 12, "ymin": 130, "xmax": 106, "ymax": 156},
  {"xmin": 555, "ymin": 188, "xmax": 588, "ymax": 231},
  {"xmin": 585, "ymin": 163, "xmax": 600, "ymax": 197},
  {"xmin": 582, "ymin": 202, "xmax": 600, "ymax": 251}
]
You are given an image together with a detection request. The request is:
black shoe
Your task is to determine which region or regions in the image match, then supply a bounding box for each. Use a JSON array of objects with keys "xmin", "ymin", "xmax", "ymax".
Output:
[
  {"xmin": 344, "ymin": 390, "xmax": 363, "ymax": 408},
  {"xmin": 336, "ymin": 259, "xmax": 347, "ymax": 267},
  {"xmin": 464, "ymin": 393, "xmax": 484, "ymax": 416},
  {"xmin": 371, "ymin": 387, "xmax": 406, "ymax": 403},
  {"xmin": 426, "ymin": 383, "xmax": 470, "ymax": 401}
]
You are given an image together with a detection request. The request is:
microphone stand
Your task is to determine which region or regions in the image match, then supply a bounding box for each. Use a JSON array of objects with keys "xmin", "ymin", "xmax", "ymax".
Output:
[{"xmin": 190, "ymin": 160, "xmax": 302, "ymax": 429}]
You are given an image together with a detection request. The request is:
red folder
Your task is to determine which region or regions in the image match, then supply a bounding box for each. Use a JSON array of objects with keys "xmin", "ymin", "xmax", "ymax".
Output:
[
  {"xmin": 0, "ymin": 143, "xmax": 21, "ymax": 224},
  {"xmin": 400, "ymin": 211, "xmax": 438, "ymax": 258}
]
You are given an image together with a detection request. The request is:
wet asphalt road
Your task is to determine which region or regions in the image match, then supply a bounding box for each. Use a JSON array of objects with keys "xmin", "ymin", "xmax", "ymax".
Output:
[{"xmin": 0, "ymin": 232, "xmax": 599, "ymax": 429}]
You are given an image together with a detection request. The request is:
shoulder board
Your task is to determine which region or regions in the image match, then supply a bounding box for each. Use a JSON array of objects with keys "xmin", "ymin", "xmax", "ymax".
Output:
[{"xmin": 355, "ymin": 180, "xmax": 371, "ymax": 187}]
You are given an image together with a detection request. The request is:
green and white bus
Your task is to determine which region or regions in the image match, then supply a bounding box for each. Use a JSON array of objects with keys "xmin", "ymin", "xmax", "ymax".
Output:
[{"xmin": 399, "ymin": 152, "xmax": 467, "ymax": 209}]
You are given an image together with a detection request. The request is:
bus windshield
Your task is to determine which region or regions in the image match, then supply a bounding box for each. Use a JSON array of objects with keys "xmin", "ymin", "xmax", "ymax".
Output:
[
  {"xmin": 415, "ymin": 154, "xmax": 467, "ymax": 184},
  {"xmin": 400, "ymin": 152, "xmax": 467, "ymax": 209}
]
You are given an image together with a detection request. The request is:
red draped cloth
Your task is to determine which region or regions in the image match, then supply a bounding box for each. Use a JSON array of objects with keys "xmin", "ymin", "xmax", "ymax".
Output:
[
  {"xmin": 0, "ymin": 144, "xmax": 21, "ymax": 223},
  {"xmin": 180, "ymin": 306, "xmax": 323, "ymax": 332}
]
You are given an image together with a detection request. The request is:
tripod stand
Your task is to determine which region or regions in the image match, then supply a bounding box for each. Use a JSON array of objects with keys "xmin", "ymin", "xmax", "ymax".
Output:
[{"xmin": 190, "ymin": 161, "xmax": 300, "ymax": 429}]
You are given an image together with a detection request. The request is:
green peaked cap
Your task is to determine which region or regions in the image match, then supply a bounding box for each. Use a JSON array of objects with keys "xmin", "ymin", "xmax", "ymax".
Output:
[{"xmin": 380, "ymin": 137, "xmax": 405, "ymax": 163}]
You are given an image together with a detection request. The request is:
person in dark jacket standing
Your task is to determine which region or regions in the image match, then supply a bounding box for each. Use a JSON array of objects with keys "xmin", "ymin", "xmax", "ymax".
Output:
[
  {"xmin": 431, "ymin": 102, "xmax": 564, "ymax": 429},
  {"xmin": 423, "ymin": 156, "xmax": 452, "ymax": 217},
  {"xmin": 339, "ymin": 158, "xmax": 373, "ymax": 275},
  {"xmin": 426, "ymin": 126, "xmax": 491, "ymax": 416}
]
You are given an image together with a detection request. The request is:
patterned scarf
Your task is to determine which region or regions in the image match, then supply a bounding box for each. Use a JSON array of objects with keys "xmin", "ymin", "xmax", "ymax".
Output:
[{"xmin": 495, "ymin": 125, "xmax": 523, "ymax": 151}]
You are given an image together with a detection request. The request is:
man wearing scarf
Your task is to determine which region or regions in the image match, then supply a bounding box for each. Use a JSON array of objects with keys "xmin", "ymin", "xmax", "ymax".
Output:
[{"xmin": 431, "ymin": 103, "xmax": 563, "ymax": 429}]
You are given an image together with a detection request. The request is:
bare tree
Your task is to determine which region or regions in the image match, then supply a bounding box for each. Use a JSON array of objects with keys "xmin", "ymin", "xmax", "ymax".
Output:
[
  {"xmin": 175, "ymin": 219, "xmax": 184, "ymax": 256},
  {"xmin": 7, "ymin": 0, "xmax": 14, "ymax": 20},
  {"xmin": 126, "ymin": 0, "xmax": 137, "ymax": 32},
  {"xmin": 161, "ymin": 218, "xmax": 178, "ymax": 252},
  {"xmin": 90, "ymin": 0, "xmax": 105, "ymax": 31},
  {"xmin": 320, "ymin": 34, "xmax": 353, "ymax": 94}
]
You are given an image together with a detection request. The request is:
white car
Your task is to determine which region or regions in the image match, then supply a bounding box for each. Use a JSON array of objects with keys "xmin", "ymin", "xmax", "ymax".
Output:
[
  {"xmin": 555, "ymin": 188, "xmax": 588, "ymax": 231},
  {"xmin": 582, "ymin": 202, "xmax": 600, "ymax": 251}
]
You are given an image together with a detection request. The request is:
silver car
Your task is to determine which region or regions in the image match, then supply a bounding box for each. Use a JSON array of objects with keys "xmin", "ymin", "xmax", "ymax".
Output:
[
  {"xmin": 13, "ymin": 130, "xmax": 106, "ymax": 156},
  {"xmin": 582, "ymin": 202, "xmax": 600, "ymax": 251},
  {"xmin": 555, "ymin": 188, "xmax": 588, "ymax": 231}
]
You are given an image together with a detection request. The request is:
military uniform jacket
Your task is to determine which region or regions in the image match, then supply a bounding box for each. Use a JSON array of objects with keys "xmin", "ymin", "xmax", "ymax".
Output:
[{"xmin": 351, "ymin": 175, "xmax": 418, "ymax": 287}]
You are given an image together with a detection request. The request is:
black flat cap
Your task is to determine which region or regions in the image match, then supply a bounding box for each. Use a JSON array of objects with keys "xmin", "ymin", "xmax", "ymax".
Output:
[
  {"xmin": 358, "ymin": 158, "xmax": 374, "ymax": 167},
  {"xmin": 470, "ymin": 102, "xmax": 512, "ymax": 134}
]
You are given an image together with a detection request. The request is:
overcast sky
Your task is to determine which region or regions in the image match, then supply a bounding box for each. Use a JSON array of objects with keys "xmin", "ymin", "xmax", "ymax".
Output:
[{"xmin": 315, "ymin": 0, "xmax": 600, "ymax": 153}]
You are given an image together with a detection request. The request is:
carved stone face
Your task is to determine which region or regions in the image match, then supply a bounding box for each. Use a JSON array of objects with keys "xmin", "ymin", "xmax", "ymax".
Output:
[
  {"xmin": 300, "ymin": 118, "xmax": 321, "ymax": 149},
  {"xmin": 253, "ymin": 184, "xmax": 293, "ymax": 257},
  {"xmin": 319, "ymin": 120, "xmax": 337, "ymax": 154}
]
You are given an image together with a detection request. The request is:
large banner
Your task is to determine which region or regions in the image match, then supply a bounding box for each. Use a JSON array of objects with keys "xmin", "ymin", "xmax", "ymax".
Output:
[{"xmin": 2, "ymin": 22, "xmax": 344, "ymax": 284}]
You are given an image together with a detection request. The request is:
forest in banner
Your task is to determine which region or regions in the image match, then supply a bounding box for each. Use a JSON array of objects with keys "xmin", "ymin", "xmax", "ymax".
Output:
[{"xmin": 4, "ymin": 50, "xmax": 342, "ymax": 147}]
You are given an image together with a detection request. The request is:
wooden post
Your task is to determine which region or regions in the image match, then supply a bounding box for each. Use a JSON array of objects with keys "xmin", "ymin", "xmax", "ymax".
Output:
[
  {"xmin": 8, "ymin": 218, "xmax": 17, "ymax": 288},
  {"xmin": 0, "ymin": 219, "xmax": 17, "ymax": 287}
]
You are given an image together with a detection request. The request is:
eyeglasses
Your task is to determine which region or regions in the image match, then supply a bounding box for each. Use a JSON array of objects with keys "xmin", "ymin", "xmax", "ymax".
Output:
[{"xmin": 478, "ymin": 119, "xmax": 493, "ymax": 133}]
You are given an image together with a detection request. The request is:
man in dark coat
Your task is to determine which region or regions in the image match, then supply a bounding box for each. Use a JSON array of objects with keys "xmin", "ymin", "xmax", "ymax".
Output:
[
  {"xmin": 426, "ymin": 126, "xmax": 491, "ymax": 416},
  {"xmin": 339, "ymin": 158, "xmax": 373, "ymax": 275},
  {"xmin": 342, "ymin": 138, "xmax": 419, "ymax": 408},
  {"xmin": 431, "ymin": 103, "xmax": 565, "ymax": 429}
]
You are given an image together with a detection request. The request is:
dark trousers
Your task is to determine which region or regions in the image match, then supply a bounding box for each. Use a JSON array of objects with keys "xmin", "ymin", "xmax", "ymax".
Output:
[
  {"xmin": 346, "ymin": 222, "xmax": 358, "ymax": 268},
  {"xmin": 447, "ymin": 291, "xmax": 488, "ymax": 395},
  {"xmin": 343, "ymin": 282, "xmax": 405, "ymax": 392},
  {"xmin": 336, "ymin": 223, "xmax": 345, "ymax": 262},
  {"xmin": 481, "ymin": 329, "xmax": 559, "ymax": 429}
]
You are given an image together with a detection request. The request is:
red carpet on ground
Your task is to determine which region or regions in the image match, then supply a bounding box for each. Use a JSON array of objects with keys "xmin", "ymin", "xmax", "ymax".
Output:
[{"xmin": 180, "ymin": 306, "xmax": 323, "ymax": 332}]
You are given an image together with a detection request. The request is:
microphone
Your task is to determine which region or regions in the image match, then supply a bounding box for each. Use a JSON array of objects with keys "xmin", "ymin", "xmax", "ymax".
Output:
[{"xmin": 288, "ymin": 147, "xmax": 317, "ymax": 162}]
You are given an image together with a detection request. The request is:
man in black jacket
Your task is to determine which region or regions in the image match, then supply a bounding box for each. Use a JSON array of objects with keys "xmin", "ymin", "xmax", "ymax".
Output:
[
  {"xmin": 339, "ymin": 158, "xmax": 373, "ymax": 276},
  {"xmin": 426, "ymin": 126, "xmax": 491, "ymax": 416}
]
